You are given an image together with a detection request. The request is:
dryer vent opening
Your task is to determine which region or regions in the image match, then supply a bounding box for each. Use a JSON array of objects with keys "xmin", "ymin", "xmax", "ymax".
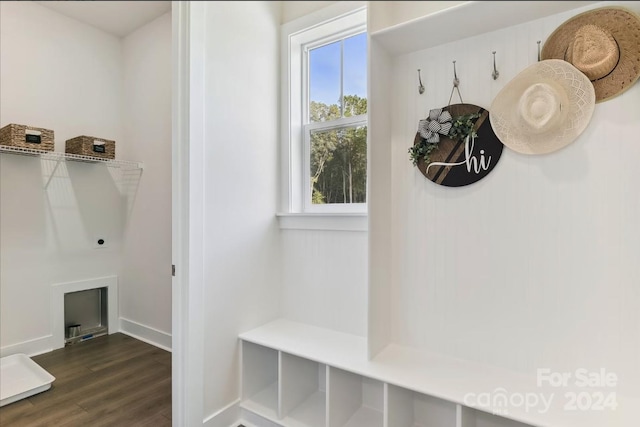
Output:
[{"xmin": 64, "ymin": 287, "xmax": 108, "ymax": 345}]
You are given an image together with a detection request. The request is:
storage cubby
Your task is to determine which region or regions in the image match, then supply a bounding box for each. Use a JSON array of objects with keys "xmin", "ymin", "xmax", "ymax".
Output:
[
  {"xmin": 386, "ymin": 384, "xmax": 456, "ymax": 427},
  {"xmin": 458, "ymin": 406, "xmax": 532, "ymax": 427},
  {"xmin": 239, "ymin": 320, "xmax": 540, "ymax": 427},
  {"xmin": 280, "ymin": 353, "xmax": 327, "ymax": 427},
  {"xmin": 328, "ymin": 367, "xmax": 383, "ymax": 427},
  {"xmin": 241, "ymin": 341, "xmax": 279, "ymax": 420}
]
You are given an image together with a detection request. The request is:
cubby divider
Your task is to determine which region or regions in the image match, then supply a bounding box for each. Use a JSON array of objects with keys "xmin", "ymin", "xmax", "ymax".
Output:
[
  {"xmin": 386, "ymin": 384, "xmax": 456, "ymax": 427},
  {"xmin": 457, "ymin": 405, "xmax": 473, "ymax": 427},
  {"xmin": 280, "ymin": 353, "xmax": 327, "ymax": 427},
  {"xmin": 241, "ymin": 341, "xmax": 279, "ymax": 420},
  {"xmin": 328, "ymin": 367, "xmax": 383, "ymax": 427},
  {"xmin": 458, "ymin": 405, "xmax": 531, "ymax": 427}
]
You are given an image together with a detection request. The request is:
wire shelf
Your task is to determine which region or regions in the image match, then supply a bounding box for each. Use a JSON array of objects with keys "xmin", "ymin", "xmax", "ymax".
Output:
[{"xmin": 0, "ymin": 145, "xmax": 143, "ymax": 170}]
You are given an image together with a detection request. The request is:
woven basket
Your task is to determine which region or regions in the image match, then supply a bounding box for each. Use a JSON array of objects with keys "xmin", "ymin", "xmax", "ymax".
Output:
[
  {"xmin": 0, "ymin": 124, "xmax": 55, "ymax": 151},
  {"xmin": 65, "ymin": 136, "xmax": 115, "ymax": 160}
]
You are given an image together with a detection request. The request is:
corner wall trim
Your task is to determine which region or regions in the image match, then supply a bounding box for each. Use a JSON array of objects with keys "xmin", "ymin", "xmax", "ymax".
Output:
[
  {"xmin": 0, "ymin": 335, "xmax": 53, "ymax": 358},
  {"xmin": 202, "ymin": 399, "xmax": 240, "ymax": 427},
  {"xmin": 119, "ymin": 317, "xmax": 172, "ymax": 352}
]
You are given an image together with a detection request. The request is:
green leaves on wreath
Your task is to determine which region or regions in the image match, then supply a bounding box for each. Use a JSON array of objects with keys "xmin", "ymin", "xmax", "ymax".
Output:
[
  {"xmin": 409, "ymin": 112, "xmax": 480, "ymax": 167},
  {"xmin": 449, "ymin": 113, "xmax": 480, "ymax": 143},
  {"xmin": 409, "ymin": 141, "xmax": 438, "ymax": 166}
]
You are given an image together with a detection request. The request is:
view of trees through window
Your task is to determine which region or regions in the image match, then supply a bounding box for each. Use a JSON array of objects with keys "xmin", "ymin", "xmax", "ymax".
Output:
[
  {"xmin": 308, "ymin": 32, "xmax": 367, "ymax": 205},
  {"xmin": 310, "ymin": 97, "xmax": 367, "ymax": 204}
]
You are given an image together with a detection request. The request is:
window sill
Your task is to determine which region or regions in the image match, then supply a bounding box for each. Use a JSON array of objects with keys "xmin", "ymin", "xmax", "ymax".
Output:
[{"xmin": 276, "ymin": 213, "xmax": 368, "ymax": 232}]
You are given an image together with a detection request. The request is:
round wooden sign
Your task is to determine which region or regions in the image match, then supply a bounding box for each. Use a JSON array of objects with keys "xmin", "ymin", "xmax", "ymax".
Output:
[{"xmin": 413, "ymin": 104, "xmax": 503, "ymax": 187}]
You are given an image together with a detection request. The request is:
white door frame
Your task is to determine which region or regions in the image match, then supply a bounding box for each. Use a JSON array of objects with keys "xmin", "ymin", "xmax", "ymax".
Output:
[{"xmin": 172, "ymin": 1, "xmax": 205, "ymax": 426}]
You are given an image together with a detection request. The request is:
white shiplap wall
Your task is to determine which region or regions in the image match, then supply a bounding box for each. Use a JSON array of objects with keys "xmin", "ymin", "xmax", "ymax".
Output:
[
  {"xmin": 385, "ymin": 1, "xmax": 640, "ymax": 392},
  {"xmin": 281, "ymin": 230, "xmax": 368, "ymax": 337},
  {"xmin": 198, "ymin": 1, "xmax": 282, "ymax": 419}
]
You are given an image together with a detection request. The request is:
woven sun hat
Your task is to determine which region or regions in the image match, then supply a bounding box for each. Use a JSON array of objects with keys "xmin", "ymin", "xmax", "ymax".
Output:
[
  {"xmin": 489, "ymin": 59, "xmax": 595, "ymax": 155},
  {"xmin": 541, "ymin": 6, "xmax": 640, "ymax": 103}
]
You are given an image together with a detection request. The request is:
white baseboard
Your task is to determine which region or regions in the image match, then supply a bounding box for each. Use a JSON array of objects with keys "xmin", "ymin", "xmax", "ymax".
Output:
[
  {"xmin": 1, "ymin": 319, "xmax": 171, "ymax": 358},
  {"xmin": 0, "ymin": 335, "xmax": 53, "ymax": 358},
  {"xmin": 119, "ymin": 317, "xmax": 172, "ymax": 352},
  {"xmin": 203, "ymin": 400, "xmax": 240, "ymax": 427}
]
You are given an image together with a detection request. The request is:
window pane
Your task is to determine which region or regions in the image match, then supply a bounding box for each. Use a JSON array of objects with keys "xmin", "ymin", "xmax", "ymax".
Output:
[
  {"xmin": 309, "ymin": 41, "xmax": 341, "ymax": 122},
  {"xmin": 343, "ymin": 33, "xmax": 367, "ymax": 116},
  {"xmin": 310, "ymin": 125, "xmax": 367, "ymax": 204}
]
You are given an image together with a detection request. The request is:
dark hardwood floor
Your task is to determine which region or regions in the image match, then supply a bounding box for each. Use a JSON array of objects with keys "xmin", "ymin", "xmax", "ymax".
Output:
[{"xmin": 0, "ymin": 333, "xmax": 171, "ymax": 427}]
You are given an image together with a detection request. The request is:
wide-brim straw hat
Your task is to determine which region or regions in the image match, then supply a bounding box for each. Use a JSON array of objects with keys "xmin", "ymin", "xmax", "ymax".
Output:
[
  {"xmin": 489, "ymin": 59, "xmax": 595, "ymax": 155},
  {"xmin": 541, "ymin": 6, "xmax": 640, "ymax": 103}
]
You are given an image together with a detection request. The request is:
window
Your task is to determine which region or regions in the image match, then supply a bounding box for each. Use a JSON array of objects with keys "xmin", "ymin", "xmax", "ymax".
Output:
[
  {"xmin": 282, "ymin": 5, "xmax": 367, "ymax": 217},
  {"xmin": 305, "ymin": 33, "xmax": 367, "ymax": 210}
]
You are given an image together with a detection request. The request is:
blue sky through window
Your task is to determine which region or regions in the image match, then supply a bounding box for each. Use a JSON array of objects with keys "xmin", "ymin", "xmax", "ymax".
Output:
[
  {"xmin": 343, "ymin": 33, "xmax": 367, "ymax": 101},
  {"xmin": 309, "ymin": 32, "xmax": 367, "ymax": 107}
]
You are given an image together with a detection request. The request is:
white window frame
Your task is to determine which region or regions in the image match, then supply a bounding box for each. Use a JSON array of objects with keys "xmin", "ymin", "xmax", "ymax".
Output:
[{"xmin": 280, "ymin": 2, "xmax": 368, "ymax": 226}]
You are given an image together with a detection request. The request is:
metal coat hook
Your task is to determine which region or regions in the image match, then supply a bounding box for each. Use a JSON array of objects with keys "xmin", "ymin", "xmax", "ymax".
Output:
[
  {"xmin": 491, "ymin": 51, "xmax": 499, "ymax": 80},
  {"xmin": 537, "ymin": 41, "xmax": 542, "ymax": 61},
  {"xmin": 417, "ymin": 69, "xmax": 425, "ymax": 94}
]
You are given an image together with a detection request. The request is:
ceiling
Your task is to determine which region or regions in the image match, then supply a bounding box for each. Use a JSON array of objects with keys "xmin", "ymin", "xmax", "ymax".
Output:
[{"xmin": 37, "ymin": 1, "xmax": 171, "ymax": 38}]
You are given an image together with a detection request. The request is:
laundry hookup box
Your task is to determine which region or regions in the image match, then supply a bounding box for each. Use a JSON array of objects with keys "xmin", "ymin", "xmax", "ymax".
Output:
[
  {"xmin": 65, "ymin": 135, "xmax": 116, "ymax": 159},
  {"xmin": 0, "ymin": 123, "xmax": 55, "ymax": 152}
]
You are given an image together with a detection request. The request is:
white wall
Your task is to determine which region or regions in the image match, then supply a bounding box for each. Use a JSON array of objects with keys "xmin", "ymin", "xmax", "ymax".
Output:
[
  {"xmin": 368, "ymin": 1, "xmax": 468, "ymax": 33},
  {"xmin": 281, "ymin": 1, "xmax": 337, "ymax": 23},
  {"xmin": 276, "ymin": 1, "xmax": 370, "ymax": 341},
  {"xmin": 198, "ymin": 1, "xmax": 282, "ymax": 418},
  {"xmin": 280, "ymin": 230, "xmax": 368, "ymax": 337},
  {"xmin": 381, "ymin": 0, "xmax": 640, "ymax": 393},
  {"xmin": 120, "ymin": 12, "xmax": 172, "ymax": 348},
  {"xmin": 0, "ymin": 1, "xmax": 123, "ymax": 150},
  {"xmin": 0, "ymin": 1, "xmax": 172, "ymax": 355},
  {"xmin": 0, "ymin": 1, "xmax": 125, "ymax": 355},
  {"xmin": 275, "ymin": 0, "xmax": 471, "ymax": 345}
]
